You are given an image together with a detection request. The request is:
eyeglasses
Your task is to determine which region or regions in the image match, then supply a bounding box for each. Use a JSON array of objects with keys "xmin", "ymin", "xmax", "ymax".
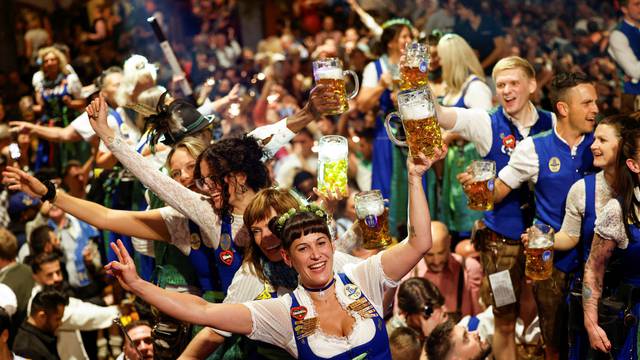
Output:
[{"xmin": 195, "ymin": 175, "xmax": 218, "ymax": 191}]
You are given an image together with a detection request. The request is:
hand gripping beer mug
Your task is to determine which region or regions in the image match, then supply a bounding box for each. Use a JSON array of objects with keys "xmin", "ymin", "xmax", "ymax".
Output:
[
  {"xmin": 466, "ymin": 160, "xmax": 496, "ymax": 211},
  {"xmin": 312, "ymin": 58, "xmax": 360, "ymax": 115},
  {"xmin": 400, "ymin": 42, "xmax": 429, "ymax": 90},
  {"xmin": 317, "ymin": 135, "xmax": 349, "ymax": 196},
  {"xmin": 525, "ymin": 224, "xmax": 555, "ymax": 281},
  {"xmin": 384, "ymin": 87, "xmax": 443, "ymax": 159},
  {"xmin": 355, "ymin": 190, "xmax": 392, "ymax": 249}
]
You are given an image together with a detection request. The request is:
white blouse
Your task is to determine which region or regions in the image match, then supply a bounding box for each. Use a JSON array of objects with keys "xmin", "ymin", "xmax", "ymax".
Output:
[
  {"xmin": 595, "ymin": 187, "xmax": 640, "ymax": 249},
  {"xmin": 243, "ymin": 252, "xmax": 397, "ymax": 358}
]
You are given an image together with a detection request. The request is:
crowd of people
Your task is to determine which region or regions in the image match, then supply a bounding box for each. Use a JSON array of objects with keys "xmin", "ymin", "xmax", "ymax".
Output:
[{"xmin": 0, "ymin": 0, "xmax": 639, "ymax": 359}]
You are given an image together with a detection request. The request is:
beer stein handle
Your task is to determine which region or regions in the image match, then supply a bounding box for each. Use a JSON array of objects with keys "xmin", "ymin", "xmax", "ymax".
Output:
[
  {"xmin": 384, "ymin": 112, "xmax": 407, "ymax": 147},
  {"xmin": 343, "ymin": 70, "xmax": 360, "ymax": 100}
]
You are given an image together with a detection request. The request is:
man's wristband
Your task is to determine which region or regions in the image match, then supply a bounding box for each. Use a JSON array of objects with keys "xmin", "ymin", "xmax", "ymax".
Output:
[{"xmin": 41, "ymin": 180, "xmax": 57, "ymax": 203}]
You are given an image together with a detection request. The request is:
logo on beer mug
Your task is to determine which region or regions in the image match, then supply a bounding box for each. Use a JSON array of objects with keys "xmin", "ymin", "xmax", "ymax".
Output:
[
  {"xmin": 355, "ymin": 190, "xmax": 392, "ymax": 250},
  {"xmin": 525, "ymin": 224, "xmax": 555, "ymax": 281},
  {"xmin": 466, "ymin": 160, "xmax": 496, "ymax": 211}
]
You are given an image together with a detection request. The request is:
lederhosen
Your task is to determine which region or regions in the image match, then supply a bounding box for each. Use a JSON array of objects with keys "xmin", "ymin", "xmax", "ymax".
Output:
[
  {"xmin": 474, "ymin": 108, "xmax": 553, "ymax": 319},
  {"xmin": 290, "ymin": 273, "xmax": 391, "ymax": 360},
  {"xmin": 531, "ymin": 129, "xmax": 595, "ymax": 352}
]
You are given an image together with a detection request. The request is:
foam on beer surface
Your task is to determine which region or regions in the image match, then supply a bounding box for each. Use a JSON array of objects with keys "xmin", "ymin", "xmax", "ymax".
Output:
[
  {"xmin": 314, "ymin": 67, "xmax": 343, "ymax": 80},
  {"xmin": 319, "ymin": 141, "xmax": 348, "ymax": 161},
  {"xmin": 400, "ymin": 101, "xmax": 432, "ymax": 120},
  {"xmin": 529, "ymin": 236, "xmax": 552, "ymax": 248},
  {"xmin": 356, "ymin": 201, "xmax": 385, "ymax": 219}
]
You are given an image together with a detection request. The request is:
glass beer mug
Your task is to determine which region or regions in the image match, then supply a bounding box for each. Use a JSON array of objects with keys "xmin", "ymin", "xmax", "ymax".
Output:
[
  {"xmin": 355, "ymin": 190, "xmax": 392, "ymax": 249},
  {"xmin": 317, "ymin": 135, "xmax": 349, "ymax": 196},
  {"xmin": 400, "ymin": 42, "xmax": 429, "ymax": 90},
  {"xmin": 466, "ymin": 160, "xmax": 496, "ymax": 211},
  {"xmin": 384, "ymin": 87, "xmax": 443, "ymax": 159},
  {"xmin": 525, "ymin": 224, "xmax": 555, "ymax": 281},
  {"xmin": 312, "ymin": 58, "xmax": 360, "ymax": 115}
]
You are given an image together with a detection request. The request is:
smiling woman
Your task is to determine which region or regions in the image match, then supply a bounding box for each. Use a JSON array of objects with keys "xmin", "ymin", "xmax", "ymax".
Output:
[{"xmin": 100, "ymin": 144, "xmax": 445, "ymax": 359}]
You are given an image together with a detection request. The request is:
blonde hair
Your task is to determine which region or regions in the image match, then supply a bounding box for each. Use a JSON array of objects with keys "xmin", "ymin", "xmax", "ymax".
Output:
[
  {"xmin": 116, "ymin": 54, "xmax": 158, "ymax": 107},
  {"xmin": 437, "ymin": 34, "xmax": 485, "ymax": 95},
  {"xmin": 491, "ymin": 56, "xmax": 536, "ymax": 81},
  {"xmin": 132, "ymin": 85, "xmax": 166, "ymax": 130},
  {"xmin": 165, "ymin": 136, "xmax": 208, "ymax": 170},
  {"xmin": 38, "ymin": 47, "xmax": 69, "ymax": 75}
]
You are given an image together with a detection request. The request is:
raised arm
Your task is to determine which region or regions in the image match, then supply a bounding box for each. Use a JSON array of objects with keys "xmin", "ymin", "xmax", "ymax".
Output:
[
  {"xmin": 381, "ymin": 145, "xmax": 448, "ymax": 281},
  {"xmin": 2, "ymin": 166, "xmax": 171, "ymax": 241},
  {"xmin": 10, "ymin": 121, "xmax": 83, "ymax": 143},
  {"xmin": 86, "ymin": 96, "xmax": 220, "ymax": 245},
  {"xmin": 107, "ymin": 240, "xmax": 253, "ymax": 334}
]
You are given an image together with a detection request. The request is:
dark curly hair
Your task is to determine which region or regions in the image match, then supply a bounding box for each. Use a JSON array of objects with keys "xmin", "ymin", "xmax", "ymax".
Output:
[
  {"xmin": 194, "ymin": 135, "xmax": 271, "ymax": 218},
  {"xmin": 268, "ymin": 211, "xmax": 330, "ymax": 251}
]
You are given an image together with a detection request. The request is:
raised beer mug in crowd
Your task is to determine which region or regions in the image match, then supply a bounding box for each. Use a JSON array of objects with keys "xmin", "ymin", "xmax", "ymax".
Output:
[
  {"xmin": 317, "ymin": 135, "xmax": 349, "ymax": 196},
  {"xmin": 525, "ymin": 224, "xmax": 555, "ymax": 281},
  {"xmin": 400, "ymin": 42, "xmax": 429, "ymax": 90},
  {"xmin": 355, "ymin": 190, "xmax": 392, "ymax": 249},
  {"xmin": 384, "ymin": 87, "xmax": 443, "ymax": 159},
  {"xmin": 312, "ymin": 58, "xmax": 360, "ymax": 115},
  {"xmin": 466, "ymin": 160, "xmax": 496, "ymax": 211}
]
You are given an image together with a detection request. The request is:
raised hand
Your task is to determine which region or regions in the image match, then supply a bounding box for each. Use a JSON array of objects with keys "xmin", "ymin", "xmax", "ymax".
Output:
[
  {"xmin": 104, "ymin": 239, "xmax": 141, "ymax": 293},
  {"xmin": 86, "ymin": 96, "xmax": 115, "ymax": 140},
  {"xmin": 457, "ymin": 165, "xmax": 474, "ymax": 194},
  {"xmin": 305, "ymin": 84, "xmax": 340, "ymax": 118},
  {"xmin": 2, "ymin": 166, "xmax": 47, "ymax": 198},
  {"xmin": 407, "ymin": 144, "xmax": 448, "ymax": 178},
  {"xmin": 314, "ymin": 185, "xmax": 346, "ymax": 216},
  {"xmin": 9, "ymin": 121, "xmax": 34, "ymax": 134}
]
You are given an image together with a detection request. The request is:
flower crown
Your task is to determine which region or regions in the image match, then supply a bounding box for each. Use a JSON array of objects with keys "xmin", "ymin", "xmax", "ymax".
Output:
[
  {"xmin": 381, "ymin": 18, "xmax": 414, "ymax": 30},
  {"xmin": 275, "ymin": 203, "xmax": 327, "ymax": 234}
]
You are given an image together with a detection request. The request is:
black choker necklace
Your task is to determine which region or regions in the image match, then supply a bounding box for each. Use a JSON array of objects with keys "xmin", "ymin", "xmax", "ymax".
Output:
[{"xmin": 302, "ymin": 278, "xmax": 335, "ymax": 293}]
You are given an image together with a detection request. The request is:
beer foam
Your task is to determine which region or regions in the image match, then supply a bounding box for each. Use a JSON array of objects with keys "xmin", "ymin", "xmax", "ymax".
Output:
[
  {"xmin": 400, "ymin": 102, "xmax": 432, "ymax": 120},
  {"xmin": 529, "ymin": 236, "xmax": 552, "ymax": 249},
  {"xmin": 356, "ymin": 201, "xmax": 385, "ymax": 219},
  {"xmin": 315, "ymin": 67, "xmax": 343, "ymax": 80},
  {"xmin": 319, "ymin": 142, "xmax": 348, "ymax": 160}
]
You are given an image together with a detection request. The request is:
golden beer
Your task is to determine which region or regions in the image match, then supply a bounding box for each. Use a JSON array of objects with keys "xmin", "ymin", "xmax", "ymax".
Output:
[
  {"xmin": 525, "ymin": 243, "xmax": 554, "ymax": 281},
  {"xmin": 466, "ymin": 160, "xmax": 496, "ymax": 211},
  {"xmin": 316, "ymin": 77, "xmax": 348, "ymax": 115},
  {"xmin": 313, "ymin": 58, "xmax": 360, "ymax": 115},
  {"xmin": 400, "ymin": 65, "xmax": 428, "ymax": 90},
  {"xmin": 467, "ymin": 177, "xmax": 494, "ymax": 211},
  {"xmin": 359, "ymin": 208, "xmax": 392, "ymax": 249},
  {"xmin": 402, "ymin": 116, "xmax": 443, "ymax": 159},
  {"xmin": 317, "ymin": 135, "xmax": 349, "ymax": 196},
  {"xmin": 355, "ymin": 190, "xmax": 391, "ymax": 250}
]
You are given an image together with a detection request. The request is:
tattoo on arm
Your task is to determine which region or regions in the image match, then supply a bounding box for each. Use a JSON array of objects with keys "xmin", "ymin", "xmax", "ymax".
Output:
[
  {"xmin": 409, "ymin": 225, "xmax": 416, "ymax": 238},
  {"xmin": 583, "ymin": 236, "xmax": 616, "ymax": 313}
]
